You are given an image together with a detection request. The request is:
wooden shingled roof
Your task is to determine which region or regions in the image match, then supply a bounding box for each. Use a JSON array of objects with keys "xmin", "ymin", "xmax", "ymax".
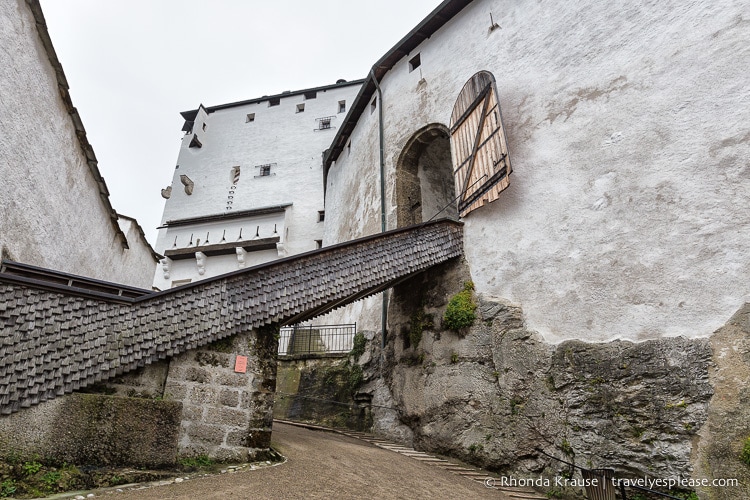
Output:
[{"xmin": 0, "ymin": 220, "xmax": 463, "ymax": 414}]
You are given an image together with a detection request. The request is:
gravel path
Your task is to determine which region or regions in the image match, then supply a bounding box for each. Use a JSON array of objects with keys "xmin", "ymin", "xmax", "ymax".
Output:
[{"xmin": 112, "ymin": 422, "xmax": 508, "ymax": 499}]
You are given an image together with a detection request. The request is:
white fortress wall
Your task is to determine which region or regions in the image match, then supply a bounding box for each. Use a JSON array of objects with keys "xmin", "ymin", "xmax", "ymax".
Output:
[{"xmin": 324, "ymin": 0, "xmax": 750, "ymax": 342}]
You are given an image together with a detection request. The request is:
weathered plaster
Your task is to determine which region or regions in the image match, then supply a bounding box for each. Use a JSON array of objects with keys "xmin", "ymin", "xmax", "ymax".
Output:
[
  {"xmin": 153, "ymin": 83, "xmax": 361, "ymax": 289},
  {"xmin": 0, "ymin": 0, "xmax": 157, "ymax": 288},
  {"xmin": 324, "ymin": 0, "xmax": 750, "ymax": 343}
]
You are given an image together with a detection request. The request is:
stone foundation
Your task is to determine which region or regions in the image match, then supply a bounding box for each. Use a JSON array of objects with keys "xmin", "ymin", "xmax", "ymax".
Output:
[
  {"xmin": 349, "ymin": 261, "xmax": 750, "ymax": 498},
  {"xmin": 164, "ymin": 326, "xmax": 278, "ymax": 461},
  {"xmin": 0, "ymin": 393, "xmax": 181, "ymax": 467},
  {"xmin": 275, "ymin": 355, "xmax": 371, "ymax": 431},
  {"xmin": 0, "ymin": 326, "xmax": 279, "ymax": 466}
]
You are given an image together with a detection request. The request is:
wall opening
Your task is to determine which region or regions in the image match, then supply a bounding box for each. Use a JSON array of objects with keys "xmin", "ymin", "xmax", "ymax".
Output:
[{"xmin": 395, "ymin": 124, "xmax": 456, "ymax": 228}]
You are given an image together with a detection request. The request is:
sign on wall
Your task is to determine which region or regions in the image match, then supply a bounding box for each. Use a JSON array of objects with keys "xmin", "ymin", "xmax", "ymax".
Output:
[{"xmin": 449, "ymin": 71, "xmax": 512, "ymax": 217}]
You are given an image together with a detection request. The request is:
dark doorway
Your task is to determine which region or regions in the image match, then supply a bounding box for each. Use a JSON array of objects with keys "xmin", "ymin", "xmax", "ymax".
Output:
[{"xmin": 395, "ymin": 125, "xmax": 457, "ymax": 228}]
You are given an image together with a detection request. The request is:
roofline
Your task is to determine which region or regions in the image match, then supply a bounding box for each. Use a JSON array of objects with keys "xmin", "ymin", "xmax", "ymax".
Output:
[
  {"xmin": 158, "ymin": 203, "xmax": 293, "ymax": 229},
  {"xmin": 179, "ymin": 79, "xmax": 366, "ymax": 121},
  {"xmin": 28, "ymin": 0, "xmax": 130, "ymax": 250},
  {"xmin": 323, "ymin": 0, "xmax": 473, "ymax": 171},
  {"xmin": 116, "ymin": 213, "xmax": 164, "ymax": 261}
]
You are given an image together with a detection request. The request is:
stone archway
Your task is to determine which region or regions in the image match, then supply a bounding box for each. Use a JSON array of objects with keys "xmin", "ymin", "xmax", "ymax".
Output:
[{"xmin": 395, "ymin": 125, "xmax": 457, "ymax": 228}]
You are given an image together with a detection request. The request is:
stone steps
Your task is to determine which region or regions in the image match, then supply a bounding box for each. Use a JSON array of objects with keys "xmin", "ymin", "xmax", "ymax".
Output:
[{"xmin": 276, "ymin": 419, "xmax": 547, "ymax": 499}]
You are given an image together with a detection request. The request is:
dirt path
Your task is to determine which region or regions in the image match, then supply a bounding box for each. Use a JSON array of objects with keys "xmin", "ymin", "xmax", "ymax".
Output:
[{"xmin": 112, "ymin": 422, "xmax": 508, "ymax": 499}]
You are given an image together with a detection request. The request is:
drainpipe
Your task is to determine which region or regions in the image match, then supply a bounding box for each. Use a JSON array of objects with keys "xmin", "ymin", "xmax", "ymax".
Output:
[{"xmin": 370, "ymin": 68, "xmax": 388, "ymax": 350}]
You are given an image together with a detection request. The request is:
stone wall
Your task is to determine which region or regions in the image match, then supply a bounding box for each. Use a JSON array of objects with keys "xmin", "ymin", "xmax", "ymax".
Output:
[
  {"xmin": 0, "ymin": 0, "xmax": 157, "ymax": 288},
  {"xmin": 692, "ymin": 303, "xmax": 750, "ymax": 499},
  {"xmin": 274, "ymin": 355, "xmax": 371, "ymax": 431},
  {"xmin": 163, "ymin": 329, "xmax": 278, "ymax": 461},
  {"xmin": 0, "ymin": 393, "xmax": 181, "ymax": 467},
  {"xmin": 346, "ymin": 260, "xmax": 750, "ymax": 498},
  {"xmin": 0, "ymin": 326, "xmax": 279, "ymax": 466},
  {"xmin": 323, "ymin": 0, "xmax": 750, "ymax": 344}
]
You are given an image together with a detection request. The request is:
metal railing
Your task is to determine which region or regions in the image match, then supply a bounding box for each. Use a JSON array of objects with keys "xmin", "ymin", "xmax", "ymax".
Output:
[
  {"xmin": 278, "ymin": 323, "xmax": 357, "ymax": 355},
  {"xmin": 537, "ymin": 448, "xmax": 688, "ymax": 500}
]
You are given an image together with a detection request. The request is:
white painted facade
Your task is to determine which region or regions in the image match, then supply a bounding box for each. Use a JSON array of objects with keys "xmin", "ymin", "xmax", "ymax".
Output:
[
  {"xmin": 323, "ymin": 0, "xmax": 750, "ymax": 342},
  {"xmin": 153, "ymin": 81, "xmax": 362, "ymax": 289},
  {"xmin": 0, "ymin": 0, "xmax": 159, "ymax": 289}
]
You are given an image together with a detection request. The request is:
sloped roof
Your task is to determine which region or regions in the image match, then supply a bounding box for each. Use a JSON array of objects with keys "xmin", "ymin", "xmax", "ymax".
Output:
[
  {"xmin": 27, "ymin": 0, "xmax": 129, "ymax": 249},
  {"xmin": 0, "ymin": 219, "xmax": 463, "ymax": 414},
  {"xmin": 323, "ymin": 0, "xmax": 474, "ymax": 170}
]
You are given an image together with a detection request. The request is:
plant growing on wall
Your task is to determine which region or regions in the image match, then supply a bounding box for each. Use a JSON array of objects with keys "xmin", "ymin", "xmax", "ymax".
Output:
[
  {"xmin": 350, "ymin": 332, "xmax": 366, "ymax": 360},
  {"xmin": 741, "ymin": 436, "xmax": 750, "ymax": 467},
  {"xmin": 409, "ymin": 309, "xmax": 433, "ymax": 348},
  {"xmin": 443, "ymin": 281, "xmax": 477, "ymax": 331}
]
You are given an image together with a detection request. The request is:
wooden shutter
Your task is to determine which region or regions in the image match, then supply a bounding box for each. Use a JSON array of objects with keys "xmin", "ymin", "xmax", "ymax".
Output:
[{"xmin": 449, "ymin": 71, "xmax": 512, "ymax": 217}]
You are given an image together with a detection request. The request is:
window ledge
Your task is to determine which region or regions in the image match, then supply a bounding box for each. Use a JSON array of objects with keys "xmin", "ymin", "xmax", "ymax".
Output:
[{"xmin": 164, "ymin": 236, "xmax": 280, "ymax": 260}]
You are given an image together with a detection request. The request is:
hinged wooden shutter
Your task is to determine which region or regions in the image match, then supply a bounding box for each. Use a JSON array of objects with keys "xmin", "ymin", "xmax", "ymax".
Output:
[{"xmin": 449, "ymin": 71, "xmax": 512, "ymax": 217}]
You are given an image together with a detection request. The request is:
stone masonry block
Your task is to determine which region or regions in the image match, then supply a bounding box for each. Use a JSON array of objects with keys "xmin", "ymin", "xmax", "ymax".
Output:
[
  {"xmin": 246, "ymin": 428, "xmax": 272, "ymax": 449},
  {"xmin": 181, "ymin": 404, "xmax": 204, "ymax": 422},
  {"xmin": 184, "ymin": 367, "xmax": 211, "ymax": 384},
  {"xmin": 164, "ymin": 382, "xmax": 188, "ymax": 401},
  {"xmin": 186, "ymin": 423, "xmax": 226, "ymax": 444},
  {"xmin": 225, "ymin": 429, "xmax": 249, "ymax": 447},
  {"xmin": 219, "ymin": 389, "xmax": 240, "ymax": 407},
  {"xmin": 206, "ymin": 407, "xmax": 249, "ymax": 427},
  {"xmin": 216, "ymin": 372, "xmax": 250, "ymax": 388},
  {"xmin": 189, "ymin": 385, "xmax": 216, "ymax": 405}
]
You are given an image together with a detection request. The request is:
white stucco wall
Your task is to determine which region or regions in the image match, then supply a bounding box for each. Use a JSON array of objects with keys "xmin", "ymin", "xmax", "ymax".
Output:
[
  {"xmin": 153, "ymin": 83, "xmax": 361, "ymax": 289},
  {"xmin": 0, "ymin": 0, "xmax": 157, "ymax": 289},
  {"xmin": 324, "ymin": 0, "xmax": 750, "ymax": 342}
]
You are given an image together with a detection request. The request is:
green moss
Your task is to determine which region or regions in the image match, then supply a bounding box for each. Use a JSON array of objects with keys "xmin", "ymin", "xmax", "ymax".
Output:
[
  {"xmin": 741, "ymin": 437, "xmax": 750, "ymax": 467},
  {"xmin": 22, "ymin": 461, "xmax": 41, "ymax": 476},
  {"xmin": 350, "ymin": 332, "xmax": 366, "ymax": 360},
  {"xmin": 443, "ymin": 281, "xmax": 477, "ymax": 331},
  {"xmin": 409, "ymin": 310, "xmax": 433, "ymax": 348},
  {"xmin": 467, "ymin": 443, "xmax": 484, "ymax": 454},
  {"xmin": 347, "ymin": 364, "xmax": 364, "ymax": 394},
  {"xmin": 205, "ymin": 336, "xmax": 234, "ymax": 353},
  {"xmin": 560, "ymin": 438, "xmax": 574, "ymax": 456},
  {"xmin": 178, "ymin": 455, "xmax": 214, "ymax": 471},
  {"xmin": 0, "ymin": 479, "xmax": 16, "ymax": 498},
  {"xmin": 665, "ymin": 399, "xmax": 687, "ymax": 410},
  {"xmin": 509, "ymin": 397, "xmax": 524, "ymax": 415}
]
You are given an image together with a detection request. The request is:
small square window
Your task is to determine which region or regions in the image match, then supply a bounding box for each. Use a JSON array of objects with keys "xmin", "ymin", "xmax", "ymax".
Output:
[
  {"xmin": 315, "ymin": 116, "xmax": 335, "ymax": 131},
  {"xmin": 254, "ymin": 163, "xmax": 276, "ymax": 177},
  {"xmin": 202, "ymin": 123, "xmax": 207, "ymax": 131},
  {"xmin": 408, "ymin": 53, "xmax": 421, "ymax": 72},
  {"xmin": 315, "ymin": 240, "xmax": 323, "ymax": 249},
  {"xmin": 317, "ymin": 211, "xmax": 325, "ymax": 222},
  {"xmin": 370, "ymin": 97, "xmax": 377, "ymax": 114},
  {"xmin": 304, "ymin": 91, "xmax": 317, "ymax": 100},
  {"xmin": 269, "ymin": 97, "xmax": 280, "ymax": 107},
  {"xmin": 296, "ymin": 103, "xmax": 305, "ymax": 113},
  {"xmin": 246, "ymin": 113, "xmax": 255, "ymax": 122},
  {"xmin": 338, "ymin": 100, "xmax": 346, "ymax": 113}
]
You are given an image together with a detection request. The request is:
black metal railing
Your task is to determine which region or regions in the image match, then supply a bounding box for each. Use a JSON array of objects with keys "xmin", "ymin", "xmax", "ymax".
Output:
[
  {"xmin": 278, "ymin": 323, "xmax": 357, "ymax": 355},
  {"xmin": 537, "ymin": 448, "xmax": 689, "ymax": 500}
]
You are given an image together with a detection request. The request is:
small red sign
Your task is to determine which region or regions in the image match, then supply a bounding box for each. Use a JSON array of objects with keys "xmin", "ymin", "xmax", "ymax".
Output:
[{"xmin": 234, "ymin": 355, "xmax": 248, "ymax": 373}]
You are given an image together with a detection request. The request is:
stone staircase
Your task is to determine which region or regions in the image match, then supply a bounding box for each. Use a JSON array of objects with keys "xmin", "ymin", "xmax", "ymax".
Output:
[{"xmin": 275, "ymin": 419, "xmax": 547, "ymax": 499}]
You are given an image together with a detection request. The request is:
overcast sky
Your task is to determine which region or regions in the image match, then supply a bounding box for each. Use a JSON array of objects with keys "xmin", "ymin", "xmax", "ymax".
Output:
[{"xmin": 39, "ymin": 0, "xmax": 442, "ymax": 246}]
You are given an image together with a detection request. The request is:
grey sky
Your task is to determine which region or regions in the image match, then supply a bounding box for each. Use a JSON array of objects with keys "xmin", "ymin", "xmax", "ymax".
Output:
[{"xmin": 39, "ymin": 0, "xmax": 442, "ymax": 246}]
